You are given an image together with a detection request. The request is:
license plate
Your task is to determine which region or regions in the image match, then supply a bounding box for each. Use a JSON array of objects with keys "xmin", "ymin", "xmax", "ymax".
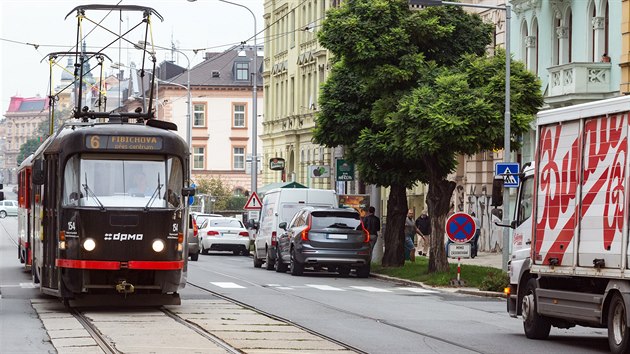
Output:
[{"xmin": 328, "ymin": 234, "xmax": 347, "ymax": 240}]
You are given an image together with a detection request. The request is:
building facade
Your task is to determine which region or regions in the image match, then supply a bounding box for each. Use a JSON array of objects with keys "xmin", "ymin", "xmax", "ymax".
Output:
[
  {"xmin": 261, "ymin": 0, "xmax": 337, "ymax": 191},
  {"xmin": 1, "ymin": 96, "xmax": 49, "ymax": 184}
]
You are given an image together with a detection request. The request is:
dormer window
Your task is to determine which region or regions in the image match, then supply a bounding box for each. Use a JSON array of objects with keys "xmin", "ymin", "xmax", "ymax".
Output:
[{"xmin": 235, "ymin": 62, "xmax": 249, "ymax": 81}]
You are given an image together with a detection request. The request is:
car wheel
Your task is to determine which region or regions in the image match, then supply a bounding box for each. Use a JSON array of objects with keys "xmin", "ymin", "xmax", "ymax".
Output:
[
  {"xmin": 356, "ymin": 263, "xmax": 371, "ymax": 278},
  {"xmin": 275, "ymin": 248, "xmax": 288, "ymax": 273},
  {"xmin": 265, "ymin": 249, "xmax": 275, "ymax": 270},
  {"xmin": 338, "ymin": 265, "xmax": 351, "ymax": 277},
  {"xmin": 290, "ymin": 248, "xmax": 304, "ymax": 276},
  {"xmin": 232, "ymin": 250, "xmax": 240, "ymax": 256},
  {"xmin": 0, "ymin": 211, "xmax": 6, "ymax": 218},
  {"xmin": 253, "ymin": 248, "xmax": 264, "ymax": 268},
  {"xmin": 242, "ymin": 249, "xmax": 250, "ymax": 257},
  {"xmin": 190, "ymin": 252, "xmax": 199, "ymax": 261},
  {"xmin": 522, "ymin": 278, "xmax": 551, "ymax": 339}
]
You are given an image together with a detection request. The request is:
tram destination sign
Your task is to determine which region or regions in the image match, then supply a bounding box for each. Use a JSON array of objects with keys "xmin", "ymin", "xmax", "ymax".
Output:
[{"xmin": 86, "ymin": 135, "xmax": 163, "ymax": 151}]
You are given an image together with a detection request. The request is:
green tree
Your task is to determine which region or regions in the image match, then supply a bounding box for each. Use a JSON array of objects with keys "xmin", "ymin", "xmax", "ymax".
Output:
[
  {"xmin": 194, "ymin": 177, "xmax": 241, "ymax": 212},
  {"xmin": 315, "ymin": 0, "xmax": 542, "ymax": 271}
]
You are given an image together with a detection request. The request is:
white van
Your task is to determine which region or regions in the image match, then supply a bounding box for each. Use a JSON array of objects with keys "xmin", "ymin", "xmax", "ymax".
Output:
[{"xmin": 253, "ymin": 188, "xmax": 338, "ymax": 270}]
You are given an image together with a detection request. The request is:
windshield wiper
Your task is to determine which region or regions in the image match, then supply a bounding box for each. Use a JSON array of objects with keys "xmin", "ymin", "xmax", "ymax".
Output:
[
  {"xmin": 144, "ymin": 173, "xmax": 163, "ymax": 211},
  {"xmin": 83, "ymin": 173, "xmax": 105, "ymax": 211}
]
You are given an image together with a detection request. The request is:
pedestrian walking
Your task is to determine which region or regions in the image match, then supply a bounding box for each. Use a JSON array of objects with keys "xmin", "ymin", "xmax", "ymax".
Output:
[
  {"xmin": 363, "ymin": 206, "xmax": 380, "ymax": 255},
  {"xmin": 405, "ymin": 209, "xmax": 421, "ymax": 262},
  {"xmin": 470, "ymin": 212, "xmax": 481, "ymax": 258},
  {"xmin": 415, "ymin": 209, "xmax": 430, "ymax": 256}
]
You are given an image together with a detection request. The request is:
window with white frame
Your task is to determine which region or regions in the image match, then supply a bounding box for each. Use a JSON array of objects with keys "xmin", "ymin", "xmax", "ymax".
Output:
[
  {"xmin": 236, "ymin": 62, "xmax": 249, "ymax": 81},
  {"xmin": 193, "ymin": 147, "xmax": 205, "ymax": 170},
  {"xmin": 233, "ymin": 104, "xmax": 246, "ymax": 127},
  {"xmin": 193, "ymin": 104, "xmax": 206, "ymax": 127},
  {"xmin": 233, "ymin": 147, "xmax": 245, "ymax": 170}
]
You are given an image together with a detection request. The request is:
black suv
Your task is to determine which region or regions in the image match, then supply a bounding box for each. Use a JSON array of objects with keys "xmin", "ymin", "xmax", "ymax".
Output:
[{"xmin": 276, "ymin": 207, "xmax": 371, "ymax": 277}]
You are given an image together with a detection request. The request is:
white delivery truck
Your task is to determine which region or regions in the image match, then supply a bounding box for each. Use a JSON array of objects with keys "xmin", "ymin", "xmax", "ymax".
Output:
[
  {"xmin": 252, "ymin": 188, "xmax": 338, "ymax": 270},
  {"xmin": 502, "ymin": 95, "xmax": 630, "ymax": 353}
]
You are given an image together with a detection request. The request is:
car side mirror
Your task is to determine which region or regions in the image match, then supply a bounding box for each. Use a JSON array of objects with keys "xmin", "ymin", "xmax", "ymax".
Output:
[
  {"xmin": 32, "ymin": 159, "xmax": 45, "ymax": 185},
  {"xmin": 279, "ymin": 222, "xmax": 287, "ymax": 230}
]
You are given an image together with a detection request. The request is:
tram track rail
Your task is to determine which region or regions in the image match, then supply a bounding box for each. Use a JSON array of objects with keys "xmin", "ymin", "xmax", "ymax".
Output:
[
  {"xmin": 70, "ymin": 308, "xmax": 119, "ymax": 354},
  {"xmin": 187, "ymin": 281, "xmax": 368, "ymax": 354},
  {"xmin": 188, "ymin": 278, "xmax": 485, "ymax": 354},
  {"xmin": 0, "ymin": 218, "xmax": 18, "ymax": 247}
]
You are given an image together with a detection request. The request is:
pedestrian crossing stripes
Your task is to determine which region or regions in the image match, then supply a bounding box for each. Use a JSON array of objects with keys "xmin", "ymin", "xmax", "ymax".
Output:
[{"xmin": 208, "ymin": 281, "xmax": 437, "ymax": 294}]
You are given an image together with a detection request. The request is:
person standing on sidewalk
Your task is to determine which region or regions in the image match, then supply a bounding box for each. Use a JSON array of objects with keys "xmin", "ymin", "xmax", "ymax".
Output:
[
  {"xmin": 363, "ymin": 206, "xmax": 380, "ymax": 255},
  {"xmin": 470, "ymin": 212, "xmax": 481, "ymax": 258},
  {"xmin": 415, "ymin": 210, "xmax": 430, "ymax": 256}
]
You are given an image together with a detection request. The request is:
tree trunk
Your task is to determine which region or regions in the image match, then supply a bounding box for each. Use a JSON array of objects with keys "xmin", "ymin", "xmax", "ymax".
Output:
[
  {"xmin": 427, "ymin": 178, "xmax": 456, "ymax": 273},
  {"xmin": 382, "ymin": 183, "xmax": 408, "ymax": 267}
]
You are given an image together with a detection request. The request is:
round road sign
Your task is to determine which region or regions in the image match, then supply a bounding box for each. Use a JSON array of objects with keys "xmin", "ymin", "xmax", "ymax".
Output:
[{"xmin": 446, "ymin": 212, "xmax": 475, "ymax": 243}]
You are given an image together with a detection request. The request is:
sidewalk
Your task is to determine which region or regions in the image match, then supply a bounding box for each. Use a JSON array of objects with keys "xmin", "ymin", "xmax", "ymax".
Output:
[{"xmin": 372, "ymin": 251, "xmax": 507, "ymax": 298}]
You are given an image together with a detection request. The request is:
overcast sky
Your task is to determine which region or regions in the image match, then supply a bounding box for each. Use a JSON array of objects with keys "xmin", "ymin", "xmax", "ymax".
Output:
[{"xmin": 0, "ymin": 0, "xmax": 264, "ymax": 115}]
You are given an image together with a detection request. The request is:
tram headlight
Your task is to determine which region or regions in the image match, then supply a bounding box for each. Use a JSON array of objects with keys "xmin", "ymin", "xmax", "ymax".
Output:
[
  {"xmin": 152, "ymin": 239, "xmax": 165, "ymax": 253},
  {"xmin": 83, "ymin": 238, "xmax": 96, "ymax": 252}
]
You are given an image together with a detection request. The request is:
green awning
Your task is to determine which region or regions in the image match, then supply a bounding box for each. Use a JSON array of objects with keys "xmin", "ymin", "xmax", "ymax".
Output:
[{"xmin": 257, "ymin": 181, "xmax": 307, "ymax": 195}]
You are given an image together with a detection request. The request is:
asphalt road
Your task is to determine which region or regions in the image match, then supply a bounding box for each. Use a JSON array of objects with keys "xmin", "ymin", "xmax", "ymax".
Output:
[{"xmin": 0, "ymin": 212, "xmax": 612, "ymax": 354}]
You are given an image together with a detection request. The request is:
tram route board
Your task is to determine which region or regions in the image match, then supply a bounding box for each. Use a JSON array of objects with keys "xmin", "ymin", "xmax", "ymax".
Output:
[{"xmin": 86, "ymin": 135, "xmax": 163, "ymax": 151}]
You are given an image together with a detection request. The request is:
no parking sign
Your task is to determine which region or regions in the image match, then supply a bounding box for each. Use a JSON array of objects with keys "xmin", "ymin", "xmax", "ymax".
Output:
[{"xmin": 446, "ymin": 212, "xmax": 475, "ymax": 244}]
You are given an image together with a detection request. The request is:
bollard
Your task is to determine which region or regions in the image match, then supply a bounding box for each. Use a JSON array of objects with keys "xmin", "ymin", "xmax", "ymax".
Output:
[{"xmin": 457, "ymin": 257, "xmax": 461, "ymax": 282}]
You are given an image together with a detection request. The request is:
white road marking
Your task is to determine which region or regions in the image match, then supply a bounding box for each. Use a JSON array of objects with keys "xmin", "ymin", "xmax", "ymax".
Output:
[
  {"xmin": 20, "ymin": 282, "xmax": 38, "ymax": 288},
  {"xmin": 266, "ymin": 284, "xmax": 281, "ymax": 287},
  {"xmin": 350, "ymin": 286, "xmax": 392, "ymax": 293},
  {"xmin": 397, "ymin": 287, "xmax": 437, "ymax": 293},
  {"xmin": 210, "ymin": 282, "xmax": 245, "ymax": 289},
  {"xmin": 276, "ymin": 287, "xmax": 294, "ymax": 290},
  {"xmin": 306, "ymin": 284, "xmax": 345, "ymax": 291}
]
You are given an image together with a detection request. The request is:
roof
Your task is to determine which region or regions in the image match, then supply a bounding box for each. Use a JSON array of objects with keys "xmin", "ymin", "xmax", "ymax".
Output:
[
  {"xmin": 6, "ymin": 96, "xmax": 49, "ymax": 113},
  {"xmin": 258, "ymin": 181, "xmax": 307, "ymax": 195}
]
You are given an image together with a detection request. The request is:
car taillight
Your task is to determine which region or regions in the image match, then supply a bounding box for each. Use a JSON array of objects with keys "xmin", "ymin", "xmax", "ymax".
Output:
[
  {"xmin": 301, "ymin": 215, "xmax": 312, "ymax": 241},
  {"xmin": 207, "ymin": 230, "xmax": 219, "ymax": 236},
  {"xmin": 193, "ymin": 219, "xmax": 198, "ymax": 237},
  {"xmin": 360, "ymin": 221, "xmax": 370, "ymax": 243},
  {"xmin": 271, "ymin": 231, "xmax": 277, "ymax": 246},
  {"xmin": 239, "ymin": 231, "xmax": 249, "ymax": 237}
]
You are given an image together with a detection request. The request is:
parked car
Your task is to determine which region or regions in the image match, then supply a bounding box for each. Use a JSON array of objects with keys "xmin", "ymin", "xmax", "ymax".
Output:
[
  {"xmin": 253, "ymin": 188, "xmax": 338, "ymax": 270},
  {"xmin": 192, "ymin": 213, "xmax": 222, "ymax": 227},
  {"xmin": 188, "ymin": 214, "xmax": 200, "ymax": 261},
  {"xmin": 198, "ymin": 217, "xmax": 251, "ymax": 256},
  {"xmin": 0, "ymin": 200, "xmax": 18, "ymax": 218},
  {"xmin": 276, "ymin": 207, "xmax": 371, "ymax": 277}
]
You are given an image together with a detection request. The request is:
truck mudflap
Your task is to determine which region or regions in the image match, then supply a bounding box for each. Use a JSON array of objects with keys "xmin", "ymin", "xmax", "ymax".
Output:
[{"xmin": 508, "ymin": 284, "xmax": 518, "ymax": 318}]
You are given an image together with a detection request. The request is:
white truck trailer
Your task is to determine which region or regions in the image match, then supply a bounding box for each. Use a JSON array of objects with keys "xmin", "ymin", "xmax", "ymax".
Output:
[{"xmin": 503, "ymin": 95, "xmax": 630, "ymax": 353}]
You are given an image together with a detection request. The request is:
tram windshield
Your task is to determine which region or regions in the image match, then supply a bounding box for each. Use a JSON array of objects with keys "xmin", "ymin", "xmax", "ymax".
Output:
[{"xmin": 63, "ymin": 154, "xmax": 183, "ymax": 209}]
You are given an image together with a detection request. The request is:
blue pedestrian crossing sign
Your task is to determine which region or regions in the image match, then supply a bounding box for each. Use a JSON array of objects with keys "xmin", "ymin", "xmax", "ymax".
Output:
[{"xmin": 495, "ymin": 162, "xmax": 520, "ymax": 188}]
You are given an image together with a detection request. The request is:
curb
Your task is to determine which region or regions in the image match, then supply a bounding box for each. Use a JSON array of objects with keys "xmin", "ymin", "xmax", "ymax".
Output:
[{"xmin": 371, "ymin": 273, "xmax": 505, "ymax": 298}]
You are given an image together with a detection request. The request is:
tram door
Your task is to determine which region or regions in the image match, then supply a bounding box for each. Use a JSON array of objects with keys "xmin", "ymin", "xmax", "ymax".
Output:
[{"xmin": 42, "ymin": 157, "xmax": 59, "ymax": 290}]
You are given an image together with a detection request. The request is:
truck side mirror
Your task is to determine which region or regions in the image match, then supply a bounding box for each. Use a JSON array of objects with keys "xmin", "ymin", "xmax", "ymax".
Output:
[
  {"xmin": 491, "ymin": 177, "xmax": 503, "ymax": 207},
  {"xmin": 32, "ymin": 159, "xmax": 45, "ymax": 185},
  {"xmin": 182, "ymin": 187, "xmax": 196, "ymax": 197}
]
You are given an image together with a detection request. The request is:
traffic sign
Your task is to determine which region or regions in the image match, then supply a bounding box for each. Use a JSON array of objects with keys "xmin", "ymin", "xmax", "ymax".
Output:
[
  {"xmin": 446, "ymin": 212, "xmax": 476, "ymax": 243},
  {"xmin": 244, "ymin": 192, "xmax": 262, "ymax": 210},
  {"xmin": 448, "ymin": 243, "xmax": 471, "ymax": 258},
  {"xmin": 495, "ymin": 162, "xmax": 520, "ymax": 188}
]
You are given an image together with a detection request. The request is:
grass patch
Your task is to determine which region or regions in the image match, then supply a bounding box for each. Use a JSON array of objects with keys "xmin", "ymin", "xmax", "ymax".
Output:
[{"xmin": 371, "ymin": 257, "xmax": 508, "ymax": 291}]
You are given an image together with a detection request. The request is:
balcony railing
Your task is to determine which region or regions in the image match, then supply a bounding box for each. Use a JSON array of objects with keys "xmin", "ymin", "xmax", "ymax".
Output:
[{"xmin": 547, "ymin": 62, "xmax": 613, "ymax": 99}]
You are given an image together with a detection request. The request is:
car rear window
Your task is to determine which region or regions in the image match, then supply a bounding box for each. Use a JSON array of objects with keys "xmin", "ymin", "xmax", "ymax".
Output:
[
  {"xmin": 310, "ymin": 211, "xmax": 361, "ymax": 230},
  {"xmin": 206, "ymin": 218, "xmax": 244, "ymax": 228}
]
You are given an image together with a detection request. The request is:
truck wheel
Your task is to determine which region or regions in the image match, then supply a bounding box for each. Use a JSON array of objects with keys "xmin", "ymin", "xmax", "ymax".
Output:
[
  {"xmin": 608, "ymin": 293, "xmax": 630, "ymax": 354},
  {"xmin": 522, "ymin": 278, "xmax": 551, "ymax": 339}
]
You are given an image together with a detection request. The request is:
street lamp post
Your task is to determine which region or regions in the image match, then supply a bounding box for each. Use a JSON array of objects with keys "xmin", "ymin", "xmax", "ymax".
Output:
[
  {"xmin": 410, "ymin": 0, "xmax": 511, "ymax": 270},
  {"xmin": 212, "ymin": 0, "xmax": 258, "ymax": 195}
]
